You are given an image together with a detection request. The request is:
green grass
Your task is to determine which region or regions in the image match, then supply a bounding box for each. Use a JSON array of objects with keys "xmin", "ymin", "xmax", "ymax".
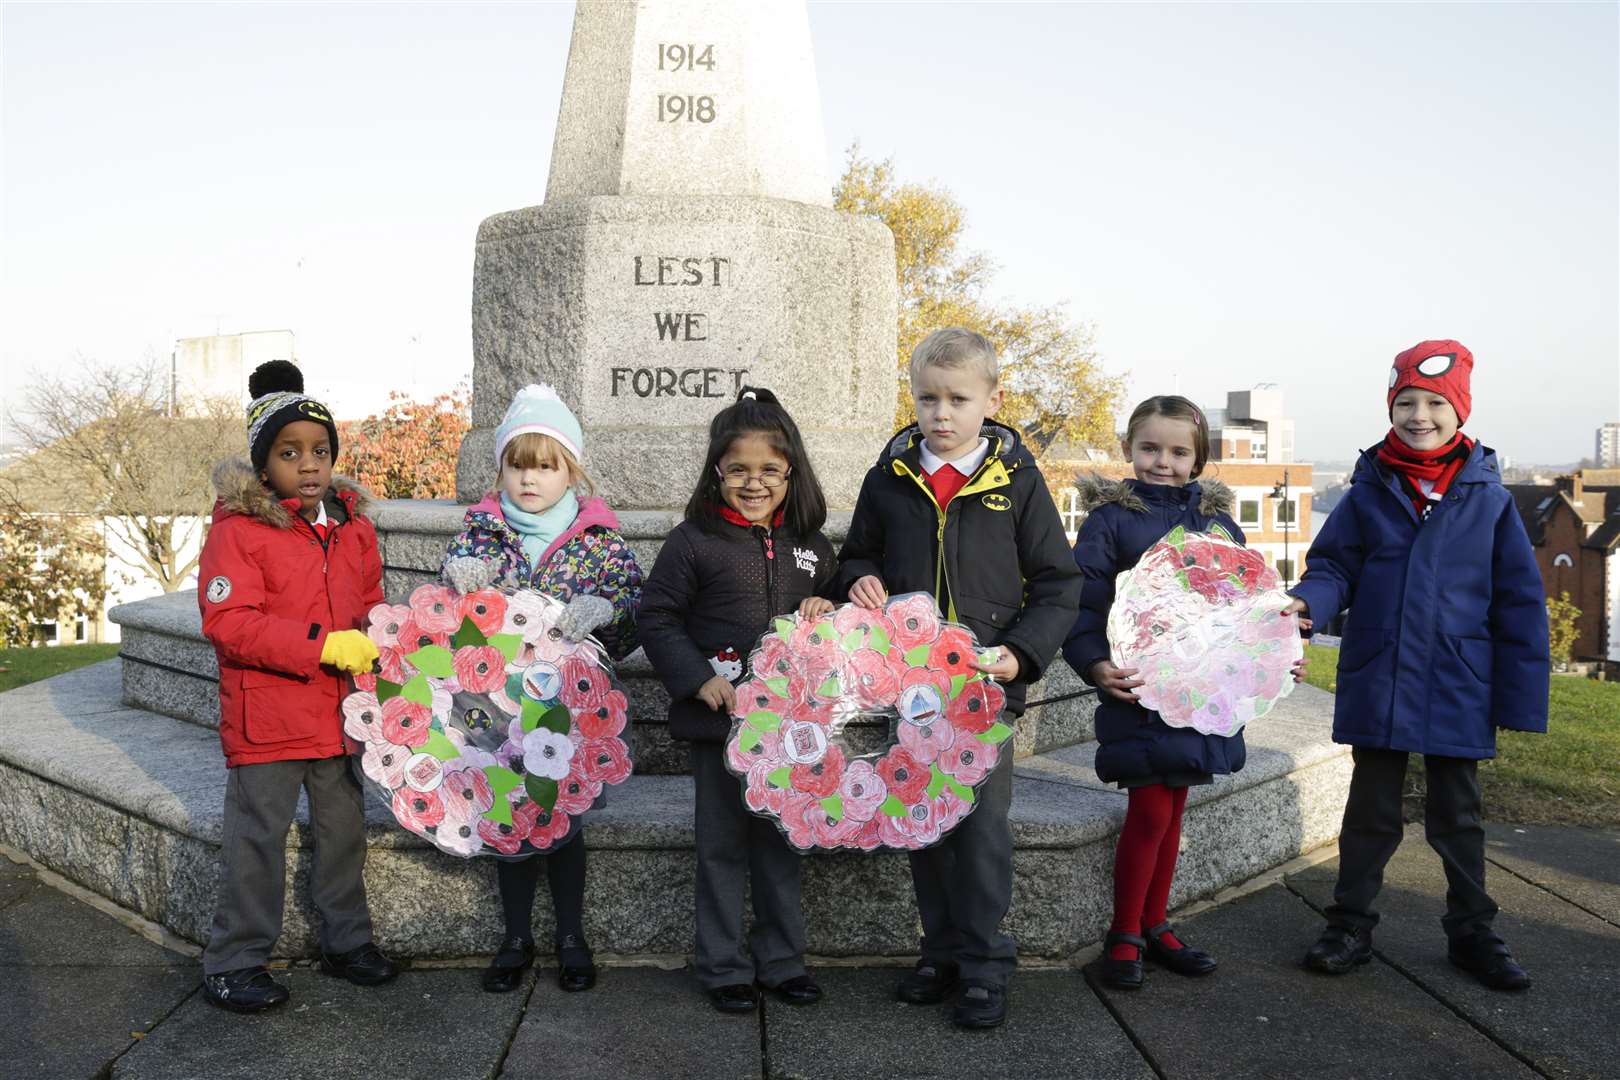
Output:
[
  {"xmin": 0, "ymin": 643, "xmax": 120, "ymax": 694},
  {"xmin": 1304, "ymin": 644, "xmax": 1620, "ymax": 826}
]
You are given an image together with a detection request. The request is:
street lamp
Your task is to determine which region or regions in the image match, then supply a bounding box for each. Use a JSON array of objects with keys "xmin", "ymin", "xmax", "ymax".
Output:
[{"xmin": 1269, "ymin": 468, "xmax": 1291, "ymax": 588}]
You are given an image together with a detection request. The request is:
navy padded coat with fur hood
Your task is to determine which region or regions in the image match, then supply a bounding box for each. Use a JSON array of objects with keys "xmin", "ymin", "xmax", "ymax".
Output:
[{"xmin": 1062, "ymin": 475, "xmax": 1248, "ymax": 784}]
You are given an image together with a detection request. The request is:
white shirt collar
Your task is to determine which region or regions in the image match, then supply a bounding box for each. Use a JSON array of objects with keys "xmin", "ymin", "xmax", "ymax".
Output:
[
  {"xmin": 918, "ymin": 436, "xmax": 990, "ymax": 477},
  {"xmin": 312, "ymin": 499, "xmax": 328, "ymax": 526}
]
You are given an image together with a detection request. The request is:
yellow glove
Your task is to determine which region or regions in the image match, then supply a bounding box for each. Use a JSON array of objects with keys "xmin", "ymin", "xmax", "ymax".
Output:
[{"xmin": 320, "ymin": 629, "xmax": 379, "ymax": 674}]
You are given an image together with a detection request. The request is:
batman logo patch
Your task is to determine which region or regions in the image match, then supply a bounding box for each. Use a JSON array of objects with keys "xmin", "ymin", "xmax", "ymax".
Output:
[{"xmin": 981, "ymin": 493, "xmax": 1012, "ymax": 512}]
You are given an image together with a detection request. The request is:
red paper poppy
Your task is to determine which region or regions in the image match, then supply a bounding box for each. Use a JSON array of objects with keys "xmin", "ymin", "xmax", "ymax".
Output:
[
  {"xmin": 577, "ymin": 689, "xmax": 628, "ymax": 740},
  {"xmin": 926, "ymin": 627, "xmax": 979, "ymax": 679},
  {"xmin": 886, "ymin": 594, "xmax": 942, "ymax": 650},
  {"xmin": 752, "ymin": 635, "xmax": 796, "ymax": 681},
  {"xmin": 559, "ymin": 656, "xmax": 611, "ymax": 710},
  {"xmin": 380, "ymin": 697, "xmax": 432, "ymax": 748},
  {"xmin": 845, "ymin": 647, "xmax": 901, "ymax": 709},
  {"xmin": 945, "ymin": 677, "xmax": 1002, "ymax": 735},
  {"xmin": 477, "ymin": 815, "xmax": 526, "ymax": 856},
  {"xmin": 790, "ymin": 743, "xmax": 846, "ymax": 798},
  {"xmin": 394, "ymin": 618, "xmax": 449, "ymax": 654},
  {"xmin": 392, "ymin": 787, "xmax": 445, "ymax": 832},
  {"xmin": 456, "ymin": 589, "xmax": 509, "ymax": 637},
  {"xmin": 528, "ymin": 806, "xmax": 573, "ymax": 848},
  {"xmin": 734, "ymin": 677, "xmax": 789, "ymax": 717},
  {"xmin": 579, "ymin": 737, "xmax": 632, "ymax": 784},
  {"xmin": 452, "ymin": 645, "xmax": 507, "ymax": 694},
  {"xmin": 877, "ymin": 747, "xmax": 928, "ymax": 803}
]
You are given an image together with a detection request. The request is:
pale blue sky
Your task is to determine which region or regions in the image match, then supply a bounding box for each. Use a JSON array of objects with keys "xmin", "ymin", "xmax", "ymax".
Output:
[{"xmin": 3, "ymin": 1, "xmax": 1616, "ymax": 464}]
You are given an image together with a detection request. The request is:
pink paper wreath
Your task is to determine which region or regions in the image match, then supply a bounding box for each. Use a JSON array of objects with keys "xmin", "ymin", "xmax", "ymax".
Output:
[
  {"xmin": 344, "ymin": 584, "xmax": 632, "ymax": 858},
  {"xmin": 723, "ymin": 593, "xmax": 1011, "ymax": 852}
]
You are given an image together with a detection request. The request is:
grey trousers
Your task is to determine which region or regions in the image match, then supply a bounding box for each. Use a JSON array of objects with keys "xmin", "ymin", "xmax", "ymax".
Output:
[
  {"xmin": 1327, "ymin": 746, "xmax": 1498, "ymax": 942},
  {"xmin": 908, "ymin": 748, "xmax": 1016, "ymax": 985},
  {"xmin": 690, "ymin": 743, "xmax": 808, "ymax": 990},
  {"xmin": 202, "ymin": 756, "xmax": 374, "ymax": 974}
]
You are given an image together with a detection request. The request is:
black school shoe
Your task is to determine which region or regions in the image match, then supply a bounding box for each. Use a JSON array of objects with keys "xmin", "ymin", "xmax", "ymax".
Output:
[
  {"xmin": 709, "ymin": 983, "xmax": 760, "ymax": 1013},
  {"xmin": 319, "ymin": 941, "xmax": 400, "ymax": 986},
  {"xmin": 952, "ymin": 979, "xmax": 1007, "ymax": 1029},
  {"xmin": 482, "ymin": 936, "xmax": 536, "ymax": 993},
  {"xmin": 769, "ymin": 973, "xmax": 822, "ymax": 1005},
  {"xmin": 202, "ymin": 966, "xmax": 290, "ymax": 1013},
  {"xmin": 1448, "ymin": 932, "xmax": 1531, "ymax": 991},
  {"xmin": 556, "ymin": 933, "xmax": 597, "ymax": 993},
  {"xmin": 1144, "ymin": 921, "xmax": 1218, "ymax": 976},
  {"xmin": 1098, "ymin": 931, "xmax": 1146, "ymax": 990},
  {"xmin": 895, "ymin": 959, "xmax": 960, "ymax": 1004},
  {"xmin": 1304, "ymin": 924, "xmax": 1372, "ymax": 974}
]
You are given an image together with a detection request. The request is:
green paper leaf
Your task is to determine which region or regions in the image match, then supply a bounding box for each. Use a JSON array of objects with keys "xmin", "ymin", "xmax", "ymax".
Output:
[
  {"xmin": 903, "ymin": 644, "xmax": 931, "ymax": 667},
  {"xmin": 405, "ymin": 644, "xmax": 455, "ymax": 679},
  {"xmin": 483, "ymin": 765, "xmax": 523, "ymax": 802},
  {"xmin": 401, "ymin": 674, "xmax": 432, "ymax": 706},
  {"xmin": 450, "ymin": 615, "xmax": 489, "ymax": 651},
  {"xmin": 944, "ymin": 775, "xmax": 975, "ymax": 804},
  {"xmin": 816, "ymin": 676, "xmax": 841, "ymax": 698},
  {"xmin": 767, "ymin": 767, "xmax": 793, "ymax": 789},
  {"xmin": 538, "ymin": 703, "xmax": 571, "ymax": 735},
  {"xmin": 488, "ymin": 633, "xmax": 522, "ymax": 664},
  {"xmin": 421, "ymin": 729, "xmax": 460, "ymax": 761},
  {"xmin": 977, "ymin": 721, "xmax": 1014, "ymax": 744},
  {"xmin": 819, "ymin": 795, "xmax": 845, "ymax": 822},
  {"xmin": 746, "ymin": 710, "xmax": 782, "ymax": 732},
  {"xmin": 879, "ymin": 794, "xmax": 907, "ymax": 817},
  {"xmin": 773, "ymin": 617, "xmax": 795, "ymax": 642},
  {"xmin": 1166, "ymin": 525, "xmax": 1187, "ymax": 549},
  {"xmin": 1176, "ymin": 569, "xmax": 1191, "ymax": 592},
  {"xmin": 840, "ymin": 628, "xmax": 866, "ymax": 653},
  {"xmin": 521, "ymin": 697, "xmax": 545, "ymax": 733},
  {"xmin": 737, "ymin": 728, "xmax": 762, "ymax": 754},
  {"xmin": 764, "ymin": 677, "xmax": 790, "ymax": 697},
  {"xmin": 949, "ymin": 674, "xmax": 969, "ymax": 699},
  {"xmin": 868, "ymin": 625, "xmax": 891, "ymax": 654},
  {"xmin": 1208, "ymin": 521, "xmax": 1235, "ymax": 543},
  {"xmin": 524, "ymin": 775, "xmax": 559, "ymax": 813},
  {"xmin": 813, "ymin": 622, "xmax": 836, "ymax": 642},
  {"xmin": 481, "ymin": 798, "xmax": 514, "ymax": 827},
  {"xmin": 375, "ymin": 678, "xmax": 403, "ymax": 704},
  {"xmin": 925, "ymin": 763, "xmax": 948, "ymax": 800}
]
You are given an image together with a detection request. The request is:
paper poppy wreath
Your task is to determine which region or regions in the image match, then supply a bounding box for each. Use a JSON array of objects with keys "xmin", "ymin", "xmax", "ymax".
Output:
[
  {"xmin": 722, "ymin": 593, "xmax": 1011, "ymax": 852},
  {"xmin": 341, "ymin": 584, "xmax": 632, "ymax": 858},
  {"xmin": 1106, "ymin": 525, "xmax": 1302, "ymax": 736}
]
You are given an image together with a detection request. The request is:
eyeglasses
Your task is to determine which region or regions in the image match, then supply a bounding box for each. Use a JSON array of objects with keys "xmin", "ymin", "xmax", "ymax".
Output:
[{"xmin": 716, "ymin": 465, "xmax": 791, "ymax": 490}]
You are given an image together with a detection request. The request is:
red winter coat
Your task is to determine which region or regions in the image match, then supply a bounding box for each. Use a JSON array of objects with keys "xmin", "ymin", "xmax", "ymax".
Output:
[{"xmin": 197, "ymin": 459, "xmax": 383, "ymax": 767}]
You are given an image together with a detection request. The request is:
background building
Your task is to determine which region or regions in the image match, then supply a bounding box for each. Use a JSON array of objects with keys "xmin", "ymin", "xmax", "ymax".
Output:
[
  {"xmin": 1598, "ymin": 422, "xmax": 1620, "ymax": 468},
  {"xmin": 171, "ymin": 330, "xmax": 297, "ymax": 409},
  {"xmin": 1509, "ymin": 468, "xmax": 1620, "ymax": 665}
]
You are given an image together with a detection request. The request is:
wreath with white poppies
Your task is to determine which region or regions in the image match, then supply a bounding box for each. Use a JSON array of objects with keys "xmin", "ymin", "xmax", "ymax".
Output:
[
  {"xmin": 723, "ymin": 593, "xmax": 1012, "ymax": 852},
  {"xmin": 342, "ymin": 584, "xmax": 632, "ymax": 858}
]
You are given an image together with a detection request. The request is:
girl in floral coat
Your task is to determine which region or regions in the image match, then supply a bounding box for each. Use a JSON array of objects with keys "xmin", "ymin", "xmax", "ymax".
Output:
[{"xmin": 440, "ymin": 384, "xmax": 642, "ymax": 996}]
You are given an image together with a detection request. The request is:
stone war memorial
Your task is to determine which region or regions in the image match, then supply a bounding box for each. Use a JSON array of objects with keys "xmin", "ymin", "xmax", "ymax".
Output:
[{"xmin": 0, "ymin": 0, "xmax": 1348, "ymax": 964}]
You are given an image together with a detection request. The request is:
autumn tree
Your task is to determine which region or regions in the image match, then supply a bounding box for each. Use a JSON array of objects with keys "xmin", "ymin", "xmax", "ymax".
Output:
[
  {"xmin": 339, "ymin": 389, "xmax": 470, "ymax": 500},
  {"xmin": 8, "ymin": 360, "xmax": 243, "ymax": 594},
  {"xmin": 0, "ymin": 479, "xmax": 107, "ymax": 646},
  {"xmin": 833, "ymin": 147, "xmax": 1124, "ymax": 456},
  {"xmin": 1547, "ymin": 591, "xmax": 1582, "ymax": 670}
]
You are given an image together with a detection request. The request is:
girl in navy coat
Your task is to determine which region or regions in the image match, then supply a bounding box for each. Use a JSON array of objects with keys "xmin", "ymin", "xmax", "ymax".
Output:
[
  {"xmin": 1063, "ymin": 395, "xmax": 1297, "ymax": 990},
  {"xmin": 1286, "ymin": 341, "xmax": 1548, "ymax": 991}
]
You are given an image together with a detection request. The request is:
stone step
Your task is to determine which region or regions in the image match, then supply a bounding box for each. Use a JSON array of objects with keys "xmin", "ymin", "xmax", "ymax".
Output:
[
  {"xmin": 0, "ymin": 659, "xmax": 1349, "ymax": 960},
  {"xmin": 110, "ymin": 588, "xmax": 1100, "ymax": 775}
]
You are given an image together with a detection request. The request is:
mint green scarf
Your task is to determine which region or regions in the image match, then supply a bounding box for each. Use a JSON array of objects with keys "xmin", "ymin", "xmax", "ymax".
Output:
[{"xmin": 499, "ymin": 490, "xmax": 579, "ymax": 570}]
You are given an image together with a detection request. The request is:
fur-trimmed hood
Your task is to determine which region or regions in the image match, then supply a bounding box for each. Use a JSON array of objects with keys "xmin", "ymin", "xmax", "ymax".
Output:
[
  {"xmin": 210, "ymin": 457, "xmax": 372, "ymax": 529},
  {"xmin": 1076, "ymin": 473, "xmax": 1234, "ymax": 516}
]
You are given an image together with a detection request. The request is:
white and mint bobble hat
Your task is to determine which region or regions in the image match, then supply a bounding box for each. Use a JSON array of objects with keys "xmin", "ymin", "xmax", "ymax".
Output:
[{"xmin": 494, "ymin": 384, "xmax": 584, "ymax": 467}]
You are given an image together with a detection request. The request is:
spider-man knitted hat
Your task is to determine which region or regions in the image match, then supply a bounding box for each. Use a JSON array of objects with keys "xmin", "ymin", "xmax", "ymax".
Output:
[{"xmin": 1387, "ymin": 339, "xmax": 1473, "ymax": 424}]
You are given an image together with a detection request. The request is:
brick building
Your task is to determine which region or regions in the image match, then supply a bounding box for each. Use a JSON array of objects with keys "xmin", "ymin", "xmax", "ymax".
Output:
[{"xmin": 1508, "ymin": 469, "xmax": 1620, "ymax": 663}]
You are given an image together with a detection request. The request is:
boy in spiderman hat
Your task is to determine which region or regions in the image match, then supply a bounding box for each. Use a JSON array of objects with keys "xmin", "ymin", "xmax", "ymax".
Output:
[{"xmin": 1283, "ymin": 340, "xmax": 1549, "ymax": 991}]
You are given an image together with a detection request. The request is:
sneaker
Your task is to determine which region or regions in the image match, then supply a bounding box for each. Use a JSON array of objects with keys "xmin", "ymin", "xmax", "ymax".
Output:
[
  {"xmin": 896, "ymin": 959, "xmax": 959, "ymax": 1004},
  {"xmin": 202, "ymin": 966, "xmax": 290, "ymax": 1013},
  {"xmin": 1448, "ymin": 933, "xmax": 1531, "ymax": 991},
  {"xmin": 951, "ymin": 979, "xmax": 1006, "ymax": 1029},
  {"xmin": 319, "ymin": 941, "xmax": 400, "ymax": 987},
  {"xmin": 1304, "ymin": 924, "xmax": 1372, "ymax": 975}
]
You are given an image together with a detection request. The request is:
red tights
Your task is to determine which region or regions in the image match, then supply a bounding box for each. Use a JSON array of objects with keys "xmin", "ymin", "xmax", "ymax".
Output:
[{"xmin": 1108, "ymin": 784, "xmax": 1189, "ymax": 960}]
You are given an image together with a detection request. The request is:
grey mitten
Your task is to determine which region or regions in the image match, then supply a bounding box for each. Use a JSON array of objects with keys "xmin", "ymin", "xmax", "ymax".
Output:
[
  {"xmin": 445, "ymin": 556, "xmax": 500, "ymax": 595},
  {"xmin": 557, "ymin": 594, "xmax": 614, "ymax": 643}
]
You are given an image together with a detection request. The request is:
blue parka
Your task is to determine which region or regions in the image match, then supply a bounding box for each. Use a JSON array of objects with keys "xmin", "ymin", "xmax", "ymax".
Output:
[
  {"xmin": 1062, "ymin": 475, "xmax": 1248, "ymax": 784},
  {"xmin": 1290, "ymin": 442, "xmax": 1549, "ymax": 760}
]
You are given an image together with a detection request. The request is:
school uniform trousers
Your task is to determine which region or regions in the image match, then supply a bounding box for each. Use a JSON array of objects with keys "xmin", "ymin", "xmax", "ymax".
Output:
[
  {"xmin": 910, "ymin": 747, "xmax": 1016, "ymax": 986},
  {"xmin": 689, "ymin": 743, "xmax": 808, "ymax": 990},
  {"xmin": 1328, "ymin": 746, "xmax": 1497, "ymax": 942},
  {"xmin": 202, "ymin": 756, "xmax": 373, "ymax": 975}
]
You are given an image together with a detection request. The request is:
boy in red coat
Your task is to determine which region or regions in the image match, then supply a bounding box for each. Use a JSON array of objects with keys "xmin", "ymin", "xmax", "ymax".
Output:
[{"xmin": 196, "ymin": 361, "xmax": 398, "ymax": 1012}]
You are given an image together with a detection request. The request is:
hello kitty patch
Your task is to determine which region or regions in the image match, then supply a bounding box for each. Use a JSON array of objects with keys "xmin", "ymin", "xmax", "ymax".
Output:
[{"xmin": 709, "ymin": 646, "xmax": 744, "ymax": 682}]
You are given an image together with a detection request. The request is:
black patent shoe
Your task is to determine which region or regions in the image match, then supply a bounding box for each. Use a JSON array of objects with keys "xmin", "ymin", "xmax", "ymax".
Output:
[
  {"xmin": 895, "ymin": 959, "xmax": 960, "ymax": 1004},
  {"xmin": 771, "ymin": 973, "xmax": 822, "ymax": 1005},
  {"xmin": 1098, "ymin": 931, "xmax": 1146, "ymax": 990},
  {"xmin": 202, "ymin": 966, "xmax": 290, "ymax": 1013},
  {"xmin": 708, "ymin": 982, "xmax": 759, "ymax": 1014},
  {"xmin": 482, "ymin": 936, "xmax": 535, "ymax": 994},
  {"xmin": 1304, "ymin": 924, "xmax": 1372, "ymax": 975},
  {"xmin": 1144, "ymin": 921, "xmax": 1218, "ymax": 976},
  {"xmin": 951, "ymin": 979, "xmax": 1007, "ymax": 1029},
  {"xmin": 1448, "ymin": 933, "xmax": 1531, "ymax": 991},
  {"xmin": 556, "ymin": 933, "xmax": 597, "ymax": 993},
  {"xmin": 319, "ymin": 941, "xmax": 400, "ymax": 986}
]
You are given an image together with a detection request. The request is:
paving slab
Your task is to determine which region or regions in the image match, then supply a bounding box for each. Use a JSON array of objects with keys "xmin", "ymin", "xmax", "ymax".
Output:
[
  {"xmin": 503, "ymin": 965, "xmax": 760, "ymax": 1080},
  {"xmin": 2, "ymin": 965, "xmax": 198, "ymax": 1080},
  {"xmin": 0, "ymin": 853, "xmax": 42, "ymax": 910},
  {"xmin": 1289, "ymin": 824, "xmax": 1620, "ymax": 1080},
  {"xmin": 113, "ymin": 967, "xmax": 529, "ymax": 1080},
  {"xmin": 762, "ymin": 967, "xmax": 1152, "ymax": 1080},
  {"xmin": 1484, "ymin": 823, "xmax": 1620, "ymax": 927},
  {"xmin": 1094, "ymin": 884, "xmax": 1538, "ymax": 1079},
  {"xmin": 0, "ymin": 879, "xmax": 192, "ymax": 966}
]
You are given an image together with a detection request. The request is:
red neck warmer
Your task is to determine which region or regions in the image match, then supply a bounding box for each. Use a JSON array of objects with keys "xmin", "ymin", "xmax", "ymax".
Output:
[{"xmin": 1375, "ymin": 429, "xmax": 1473, "ymax": 520}]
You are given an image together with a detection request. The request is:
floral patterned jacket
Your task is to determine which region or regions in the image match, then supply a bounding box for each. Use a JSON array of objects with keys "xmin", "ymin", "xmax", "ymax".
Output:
[{"xmin": 440, "ymin": 493, "xmax": 642, "ymax": 661}]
